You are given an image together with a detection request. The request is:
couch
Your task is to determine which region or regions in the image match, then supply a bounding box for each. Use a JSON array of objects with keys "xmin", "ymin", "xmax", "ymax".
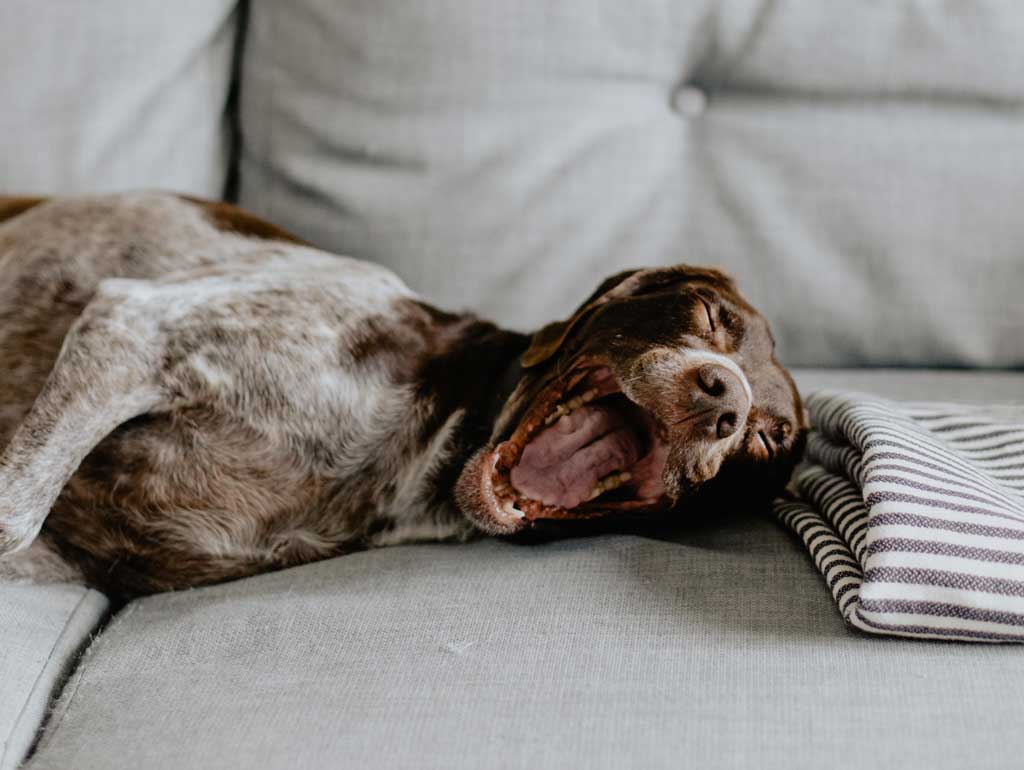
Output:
[{"xmin": 2, "ymin": 3, "xmax": 1022, "ymax": 769}]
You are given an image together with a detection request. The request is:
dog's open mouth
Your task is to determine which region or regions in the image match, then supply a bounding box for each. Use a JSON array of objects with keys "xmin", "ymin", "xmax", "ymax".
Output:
[{"xmin": 481, "ymin": 364, "xmax": 670, "ymax": 527}]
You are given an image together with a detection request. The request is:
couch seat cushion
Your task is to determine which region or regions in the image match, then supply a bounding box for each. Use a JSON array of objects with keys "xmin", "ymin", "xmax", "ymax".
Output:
[{"xmin": 0, "ymin": 584, "xmax": 108, "ymax": 770}]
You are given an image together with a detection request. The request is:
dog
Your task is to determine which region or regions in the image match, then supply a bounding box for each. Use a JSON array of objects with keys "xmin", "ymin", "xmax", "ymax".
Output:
[{"xmin": 0, "ymin": 193, "xmax": 806, "ymax": 600}]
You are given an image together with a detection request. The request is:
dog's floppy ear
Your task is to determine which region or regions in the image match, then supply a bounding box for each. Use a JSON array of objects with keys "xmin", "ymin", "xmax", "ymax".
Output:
[
  {"xmin": 521, "ymin": 265, "xmax": 731, "ymax": 369},
  {"xmin": 520, "ymin": 269, "xmax": 639, "ymax": 369}
]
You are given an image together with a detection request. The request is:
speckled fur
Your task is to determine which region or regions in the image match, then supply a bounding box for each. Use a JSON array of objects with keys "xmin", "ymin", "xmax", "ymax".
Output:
[{"xmin": 0, "ymin": 193, "xmax": 498, "ymax": 598}]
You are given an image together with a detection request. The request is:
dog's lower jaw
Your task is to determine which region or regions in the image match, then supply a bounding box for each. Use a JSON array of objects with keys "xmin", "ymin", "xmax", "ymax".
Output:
[{"xmin": 454, "ymin": 447, "xmax": 527, "ymax": 535}]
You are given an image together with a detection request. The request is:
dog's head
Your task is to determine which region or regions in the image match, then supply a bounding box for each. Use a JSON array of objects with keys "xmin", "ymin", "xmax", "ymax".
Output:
[{"xmin": 456, "ymin": 265, "xmax": 807, "ymax": 534}]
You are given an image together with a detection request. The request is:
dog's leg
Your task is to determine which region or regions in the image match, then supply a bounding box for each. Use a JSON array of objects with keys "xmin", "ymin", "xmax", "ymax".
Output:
[{"xmin": 0, "ymin": 279, "xmax": 166, "ymax": 555}]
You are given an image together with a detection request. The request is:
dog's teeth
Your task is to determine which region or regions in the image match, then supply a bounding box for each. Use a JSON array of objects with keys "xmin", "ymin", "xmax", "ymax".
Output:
[
  {"xmin": 493, "ymin": 482, "xmax": 510, "ymax": 495},
  {"xmin": 544, "ymin": 402, "xmax": 573, "ymax": 425},
  {"xmin": 501, "ymin": 500, "xmax": 525, "ymax": 518},
  {"xmin": 542, "ymin": 389, "xmax": 601, "ymax": 429},
  {"xmin": 587, "ymin": 471, "xmax": 632, "ymax": 502},
  {"xmin": 602, "ymin": 474, "xmax": 624, "ymax": 492}
]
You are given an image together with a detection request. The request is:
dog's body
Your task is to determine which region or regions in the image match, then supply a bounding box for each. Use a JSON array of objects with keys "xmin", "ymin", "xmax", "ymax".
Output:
[
  {"xmin": 0, "ymin": 193, "xmax": 524, "ymax": 596},
  {"xmin": 0, "ymin": 193, "xmax": 805, "ymax": 600}
]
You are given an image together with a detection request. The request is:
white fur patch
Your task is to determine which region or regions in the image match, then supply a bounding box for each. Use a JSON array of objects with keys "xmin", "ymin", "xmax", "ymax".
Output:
[{"xmin": 675, "ymin": 348, "xmax": 754, "ymax": 405}]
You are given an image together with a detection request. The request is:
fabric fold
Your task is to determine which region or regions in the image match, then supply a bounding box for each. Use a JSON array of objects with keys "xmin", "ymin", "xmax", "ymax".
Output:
[{"xmin": 774, "ymin": 391, "xmax": 1024, "ymax": 642}]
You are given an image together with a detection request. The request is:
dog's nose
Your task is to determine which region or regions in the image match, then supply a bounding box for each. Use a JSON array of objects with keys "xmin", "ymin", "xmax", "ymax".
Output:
[{"xmin": 695, "ymin": 363, "xmax": 750, "ymax": 439}]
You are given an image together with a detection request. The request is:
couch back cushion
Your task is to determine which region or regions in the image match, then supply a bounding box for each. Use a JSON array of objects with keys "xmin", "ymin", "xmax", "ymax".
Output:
[
  {"xmin": 238, "ymin": 1, "xmax": 1024, "ymax": 367},
  {"xmin": 0, "ymin": 0, "xmax": 237, "ymax": 198}
]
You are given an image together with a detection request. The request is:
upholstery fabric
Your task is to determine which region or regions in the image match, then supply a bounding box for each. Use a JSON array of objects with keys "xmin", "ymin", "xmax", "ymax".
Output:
[
  {"xmin": 0, "ymin": 0, "xmax": 238, "ymax": 197},
  {"xmin": 21, "ymin": 375, "xmax": 1024, "ymax": 770},
  {"xmin": 238, "ymin": 1, "xmax": 1024, "ymax": 367},
  {"xmin": 777, "ymin": 393, "xmax": 1024, "ymax": 642},
  {"xmin": 795, "ymin": 368, "xmax": 1024, "ymax": 403},
  {"xmin": 0, "ymin": 585, "xmax": 108, "ymax": 770}
]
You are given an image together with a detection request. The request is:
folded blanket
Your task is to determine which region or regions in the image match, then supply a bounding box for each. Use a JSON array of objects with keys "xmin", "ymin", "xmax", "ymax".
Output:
[{"xmin": 774, "ymin": 391, "xmax": 1024, "ymax": 643}]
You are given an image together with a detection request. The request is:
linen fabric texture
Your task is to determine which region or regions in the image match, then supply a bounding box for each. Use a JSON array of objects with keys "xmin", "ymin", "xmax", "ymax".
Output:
[
  {"xmin": 237, "ymin": 0, "xmax": 1024, "ymax": 367},
  {"xmin": 0, "ymin": 585, "xmax": 108, "ymax": 770},
  {"xmin": 21, "ymin": 525, "xmax": 1024, "ymax": 770},
  {"xmin": 0, "ymin": 0, "xmax": 237, "ymax": 197}
]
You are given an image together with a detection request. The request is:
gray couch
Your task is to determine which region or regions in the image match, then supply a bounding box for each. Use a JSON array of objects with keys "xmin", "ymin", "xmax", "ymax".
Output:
[{"xmin": 2, "ymin": 3, "xmax": 1022, "ymax": 769}]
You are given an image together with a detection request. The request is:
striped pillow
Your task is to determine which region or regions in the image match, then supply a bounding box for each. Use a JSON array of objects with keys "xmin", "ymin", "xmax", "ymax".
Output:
[{"xmin": 774, "ymin": 391, "xmax": 1024, "ymax": 642}]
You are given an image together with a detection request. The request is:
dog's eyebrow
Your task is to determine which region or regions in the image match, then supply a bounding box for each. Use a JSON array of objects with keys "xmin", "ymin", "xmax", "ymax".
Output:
[{"xmin": 718, "ymin": 306, "xmax": 744, "ymax": 334}]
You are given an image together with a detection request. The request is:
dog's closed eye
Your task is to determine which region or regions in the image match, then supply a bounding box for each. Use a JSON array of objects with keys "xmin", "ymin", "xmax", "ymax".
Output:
[{"xmin": 698, "ymin": 297, "xmax": 716, "ymax": 332}]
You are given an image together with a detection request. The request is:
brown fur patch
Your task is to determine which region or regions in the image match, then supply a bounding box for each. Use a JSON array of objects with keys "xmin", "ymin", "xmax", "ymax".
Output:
[
  {"xmin": 0, "ymin": 196, "xmax": 46, "ymax": 226},
  {"xmin": 179, "ymin": 195, "xmax": 309, "ymax": 245}
]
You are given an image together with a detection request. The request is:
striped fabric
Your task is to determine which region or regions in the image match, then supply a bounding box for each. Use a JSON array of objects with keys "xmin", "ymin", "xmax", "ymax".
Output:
[{"xmin": 774, "ymin": 391, "xmax": 1024, "ymax": 643}]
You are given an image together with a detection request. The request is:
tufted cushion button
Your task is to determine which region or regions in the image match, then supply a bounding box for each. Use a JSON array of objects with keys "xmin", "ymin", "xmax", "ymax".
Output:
[{"xmin": 670, "ymin": 84, "xmax": 708, "ymax": 117}]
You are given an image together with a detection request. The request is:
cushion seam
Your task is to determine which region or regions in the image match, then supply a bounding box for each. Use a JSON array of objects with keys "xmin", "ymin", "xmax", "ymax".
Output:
[
  {"xmin": 25, "ymin": 606, "xmax": 132, "ymax": 765},
  {"xmin": 1, "ymin": 590, "xmax": 94, "ymax": 770}
]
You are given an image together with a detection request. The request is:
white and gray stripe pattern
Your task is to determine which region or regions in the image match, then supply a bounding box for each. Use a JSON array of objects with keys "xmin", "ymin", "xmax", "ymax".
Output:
[{"xmin": 774, "ymin": 391, "xmax": 1024, "ymax": 642}]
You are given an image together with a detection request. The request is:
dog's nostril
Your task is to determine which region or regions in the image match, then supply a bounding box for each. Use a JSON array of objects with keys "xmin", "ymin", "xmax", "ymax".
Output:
[
  {"xmin": 717, "ymin": 412, "xmax": 738, "ymax": 439},
  {"xmin": 697, "ymin": 365, "xmax": 726, "ymax": 397}
]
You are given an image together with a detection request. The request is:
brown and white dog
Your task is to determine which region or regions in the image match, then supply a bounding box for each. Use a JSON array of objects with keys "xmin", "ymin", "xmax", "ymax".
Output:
[{"xmin": 0, "ymin": 193, "xmax": 806, "ymax": 600}]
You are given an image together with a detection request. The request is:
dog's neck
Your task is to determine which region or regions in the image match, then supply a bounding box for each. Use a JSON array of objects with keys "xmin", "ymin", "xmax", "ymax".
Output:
[{"xmin": 413, "ymin": 312, "xmax": 531, "ymax": 511}]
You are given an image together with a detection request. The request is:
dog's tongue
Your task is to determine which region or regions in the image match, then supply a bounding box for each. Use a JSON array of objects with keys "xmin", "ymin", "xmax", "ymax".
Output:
[{"xmin": 510, "ymin": 404, "xmax": 641, "ymax": 509}]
